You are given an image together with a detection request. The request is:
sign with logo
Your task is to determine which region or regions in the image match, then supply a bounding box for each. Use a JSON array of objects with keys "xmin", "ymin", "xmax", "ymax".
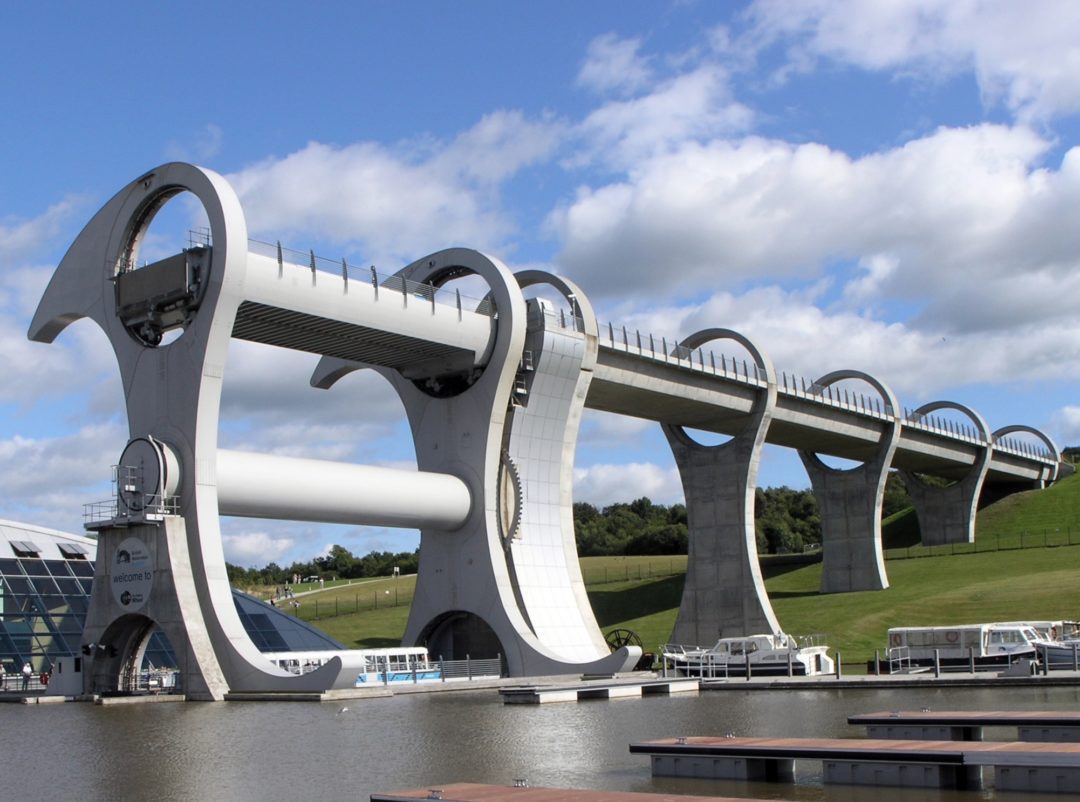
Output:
[{"xmin": 112, "ymin": 537, "xmax": 153, "ymax": 611}]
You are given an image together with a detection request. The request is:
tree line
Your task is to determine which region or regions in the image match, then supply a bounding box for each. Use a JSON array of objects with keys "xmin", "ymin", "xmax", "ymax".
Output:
[
  {"xmin": 574, "ymin": 472, "xmax": 913, "ymax": 556},
  {"xmin": 226, "ymin": 546, "xmax": 419, "ymax": 588}
]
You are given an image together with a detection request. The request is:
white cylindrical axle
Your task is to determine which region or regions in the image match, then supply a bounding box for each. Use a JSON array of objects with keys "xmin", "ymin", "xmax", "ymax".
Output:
[{"xmin": 215, "ymin": 449, "xmax": 471, "ymax": 530}]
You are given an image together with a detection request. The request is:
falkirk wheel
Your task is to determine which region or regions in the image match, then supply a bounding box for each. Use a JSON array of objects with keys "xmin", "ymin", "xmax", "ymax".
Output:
[
  {"xmin": 29, "ymin": 163, "xmax": 639, "ymax": 699},
  {"xmin": 27, "ymin": 162, "xmax": 1066, "ymax": 698}
]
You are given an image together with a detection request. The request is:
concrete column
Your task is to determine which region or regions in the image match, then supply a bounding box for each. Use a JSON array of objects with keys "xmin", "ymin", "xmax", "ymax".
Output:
[
  {"xmin": 799, "ymin": 371, "xmax": 900, "ymax": 594},
  {"xmin": 900, "ymin": 402, "xmax": 991, "ymax": 546},
  {"xmin": 662, "ymin": 329, "xmax": 780, "ymax": 646},
  {"xmin": 81, "ymin": 518, "xmax": 226, "ymax": 700}
]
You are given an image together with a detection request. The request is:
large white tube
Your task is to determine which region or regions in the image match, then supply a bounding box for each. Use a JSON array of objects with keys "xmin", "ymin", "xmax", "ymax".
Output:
[{"xmin": 215, "ymin": 449, "xmax": 471, "ymax": 530}]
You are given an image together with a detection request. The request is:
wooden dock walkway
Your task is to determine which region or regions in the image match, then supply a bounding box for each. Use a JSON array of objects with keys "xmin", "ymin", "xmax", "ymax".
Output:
[
  {"xmin": 849, "ymin": 709, "xmax": 1080, "ymax": 742},
  {"xmin": 630, "ymin": 735, "xmax": 1080, "ymax": 793},
  {"xmin": 371, "ymin": 782, "xmax": 774, "ymax": 801}
]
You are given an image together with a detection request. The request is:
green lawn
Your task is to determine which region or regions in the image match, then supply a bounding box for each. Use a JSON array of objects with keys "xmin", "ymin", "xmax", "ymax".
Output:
[
  {"xmin": 766, "ymin": 546, "xmax": 1080, "ymax": 667},
  {"xmin": 262, "ymin": 473, "xmax": 1080, "ymax": 669}
]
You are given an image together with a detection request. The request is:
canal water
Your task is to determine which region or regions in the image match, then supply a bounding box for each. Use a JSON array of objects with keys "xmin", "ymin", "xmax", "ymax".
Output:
[{"xmin": 7, "ymin": 684, "xmax": 1080, "ymax": 800}]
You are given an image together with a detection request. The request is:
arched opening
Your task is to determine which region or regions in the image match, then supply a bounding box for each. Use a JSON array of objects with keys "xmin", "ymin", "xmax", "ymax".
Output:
[
  {"xmin": 420, "ymin": 611, "xmax": 503, "ymax": 662},
  {"xmin": 93, "ymin": 614, "xmax": 181, "ymax": 695},
  {"xmin": 115, "ymin": 189, "xmax": 210, "ymax": 348},
  {"xmin": 402, "ymin": 263, "xmax": 501, "ymax": 399},
  {"xmin": 803, "ymin": 374, "xmax": 896, "ymax": 471}
]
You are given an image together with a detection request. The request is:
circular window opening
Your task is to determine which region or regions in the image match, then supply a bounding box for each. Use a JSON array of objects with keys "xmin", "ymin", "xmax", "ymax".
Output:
[
  {"xmin": 116, "ymin": 190, "xmax": 211, "ymax": 348},
  {"xmin": 407, "ymin": 266, "xmax": 497, "ymax": 398}
]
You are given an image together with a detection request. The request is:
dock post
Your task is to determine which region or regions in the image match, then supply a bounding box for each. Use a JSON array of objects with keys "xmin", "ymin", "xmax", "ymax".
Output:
[
  {"xmin": 934, "ymin": 649, "xmax": 940, "ymax": 678},
  {"xmin": 788, "ymin": 649, "xmax": 794, "ymax": 677},
  {"xmin": 969, "ymin": 647, "xmax": 975, "ymax": 674},
  {"xmin": 746, "ymin": 654, "xmax": 752, "ymax": 681},
  {"xmin": 874, "ymin": 650, "xmax": 880, "ymax": 676},
  {"xmin": 1074, "ymin": 642, "xmax": 1078, "ymax": 672},
  {"xmin": 836, "ymin": 653, "xmax": 842, "ymax": 679}
]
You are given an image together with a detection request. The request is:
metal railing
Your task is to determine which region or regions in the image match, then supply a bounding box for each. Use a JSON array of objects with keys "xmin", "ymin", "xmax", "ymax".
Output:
[
  {"xmin": 248, "ymin": 239, "xmax": 495, "ymax": 316},
  {"xmin": 83, "ymin": 494, "xmax": 180, "ymax": 525},
  {"xmin": 887, "ymin": 646, "xmax": 912, "ymax": 673}
]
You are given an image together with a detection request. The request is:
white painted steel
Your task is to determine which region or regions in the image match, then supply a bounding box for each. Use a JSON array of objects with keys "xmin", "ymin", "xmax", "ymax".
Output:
[
  {"xmin": 216, "ymin": 449, "xmax": 471, "ymax": 530},
  {"xmin": 242, "ymin": 251, "xmax": 495, "ymax": 367}
]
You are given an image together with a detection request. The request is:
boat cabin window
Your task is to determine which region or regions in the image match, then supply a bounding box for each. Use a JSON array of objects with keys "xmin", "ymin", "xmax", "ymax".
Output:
[{"xmin": 990, "ymin": 629, "xmax": 1024, "ymax": 644}]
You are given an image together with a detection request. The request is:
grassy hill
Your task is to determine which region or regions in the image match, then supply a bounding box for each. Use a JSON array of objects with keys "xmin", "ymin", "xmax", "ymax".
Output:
[{"xmin": 278, "ymin": 473, "xmax": 1080, "ymax": 671}]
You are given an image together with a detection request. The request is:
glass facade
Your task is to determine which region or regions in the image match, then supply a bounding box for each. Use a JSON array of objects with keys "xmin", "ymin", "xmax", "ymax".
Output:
[{"xmin": 0, "ymin": 520, "xmax": 342, "ymax": 676}]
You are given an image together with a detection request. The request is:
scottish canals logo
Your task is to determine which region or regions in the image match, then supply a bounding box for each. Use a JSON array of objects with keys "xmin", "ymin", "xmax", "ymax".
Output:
[{"xmin": 111, "ymin": 537, "xmax": 153, "ymax": 611}]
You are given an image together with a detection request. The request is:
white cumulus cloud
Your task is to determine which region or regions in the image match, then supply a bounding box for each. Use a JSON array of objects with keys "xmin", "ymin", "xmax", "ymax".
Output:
[
  {"xmin": 742, "ymin": 0, "xmax": 1080, "ymax": 123},
  {"xmin": 573, "ymin": 461, "xmax": 682, "ymax": 507}
]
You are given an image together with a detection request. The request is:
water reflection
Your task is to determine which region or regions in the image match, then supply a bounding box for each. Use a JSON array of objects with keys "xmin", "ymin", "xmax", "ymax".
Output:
[{"xmin": 8, "ymin": 685, "xmax": 1080, "ymax": 801}]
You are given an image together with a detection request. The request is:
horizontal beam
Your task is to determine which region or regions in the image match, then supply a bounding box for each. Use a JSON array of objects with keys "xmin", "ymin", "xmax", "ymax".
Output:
[{"xmin": 215, "ymin": 449, "xmax": 472, "ymax": 530}]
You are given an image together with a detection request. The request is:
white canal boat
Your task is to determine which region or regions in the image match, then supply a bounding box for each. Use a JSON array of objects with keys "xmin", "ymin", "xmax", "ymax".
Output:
[
  {"xmin": 885, "ymin": 622, "xmax": 1046, "ymax": 671},
  {"xmin": 661, "ymin": 633, "xmax": 834, "ymax": 678},
  {"xmin": 262, "ymin": 646, "xmax": 442, "ymax": 685}
]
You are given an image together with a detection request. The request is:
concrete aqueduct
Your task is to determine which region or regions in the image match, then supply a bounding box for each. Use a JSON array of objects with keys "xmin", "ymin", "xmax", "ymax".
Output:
[{"xmin": 29, "ymin": 163, "xmax": 1065, "ymax": 698}]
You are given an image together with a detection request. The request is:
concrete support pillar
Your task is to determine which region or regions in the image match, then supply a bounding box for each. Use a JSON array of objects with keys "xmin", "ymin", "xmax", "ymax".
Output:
[
  {"xmin": 799, "ymin": 371, "xmax": 900, "ymax": 594},
  {"xmin": 662, "ymin": 330, "xmax": 780, "ymax": 646},
  {"xmin": 80, "ymin": 518, "xmax": 226, "ymax": 700},
  {"xmin": 900, "ymin": 402, "xmax": 992, "ymax": 547}
]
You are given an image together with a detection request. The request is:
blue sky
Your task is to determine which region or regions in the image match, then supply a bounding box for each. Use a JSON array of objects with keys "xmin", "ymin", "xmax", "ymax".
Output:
[{"xmin": 4, "ymin": 1, "xmax": 1080, "ymax": 567}]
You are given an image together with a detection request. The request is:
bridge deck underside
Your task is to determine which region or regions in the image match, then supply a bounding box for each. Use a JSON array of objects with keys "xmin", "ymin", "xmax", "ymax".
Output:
[
  {"xmin": 586, "ymin": 376, "xmax": 1048, "ymax": 484},
  {"xmin": 233, "ymin": 301, "xmax": 474, "ymax": 373}
]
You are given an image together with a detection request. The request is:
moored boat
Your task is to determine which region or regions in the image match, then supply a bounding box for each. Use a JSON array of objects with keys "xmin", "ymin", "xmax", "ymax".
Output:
[
  {"xmin": 1035, "ymin": 639, "xmax": 1080, "ymax": 669},
  {"xmin": 262, "ymin": 646, "xmax": 442, "ymax": 685},
  {"xmin": 661, "ymin": 633, "xmax": 834, "ymax": 678},
  {"xmin": 884, "ymin": 622, "xmax": 1046, "ymax": 672}
]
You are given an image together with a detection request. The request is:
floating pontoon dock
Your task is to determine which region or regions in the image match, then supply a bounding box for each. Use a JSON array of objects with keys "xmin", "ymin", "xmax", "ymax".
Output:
[
  {"xmin": 499, "ymin": 676, "xmax": 698, "ymax": 704},
  {"xmin": 850, "ymin": 709, "xmax": 1080, "ymax": 742},
  {"xmin": 630, "ymin": 735, "xmax": 1080, "ymax": 793},
  {"xmin": 371, "ymin": 782, "xmax": 772, "ymax": 801}
]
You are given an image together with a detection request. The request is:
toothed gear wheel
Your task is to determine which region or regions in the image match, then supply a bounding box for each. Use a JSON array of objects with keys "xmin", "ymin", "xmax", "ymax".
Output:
[{"xmin": 497, "ymin": 451, "xmax": 523, "ymax": 547}]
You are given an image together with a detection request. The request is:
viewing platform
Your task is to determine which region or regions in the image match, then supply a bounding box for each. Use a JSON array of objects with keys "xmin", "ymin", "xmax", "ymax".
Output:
[
  {"xmin": 630, "ymin": 735, "xmax": 1080, "ymax": 793},
  {"xmin": 850, "ymin": 709, "xmax": 1080, "ymax": 742}
]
